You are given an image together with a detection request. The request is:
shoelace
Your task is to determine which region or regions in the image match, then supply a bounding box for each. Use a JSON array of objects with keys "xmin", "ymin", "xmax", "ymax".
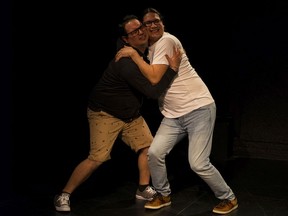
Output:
[
  {"xmin": 58, "ymin": 195, "xmax": 69, "ymax": 204},
  {"xmin": 216, "ymin": 199, "xmax": 230, "ymax": 207},
  {"xmin": 146, "ymin": 186, "xmax": 156, "ymax": 195}
]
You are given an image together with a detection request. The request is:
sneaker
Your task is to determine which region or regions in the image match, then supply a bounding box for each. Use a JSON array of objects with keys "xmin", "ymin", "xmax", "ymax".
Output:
[
  {"xmin": 136, "ymin": 186, "xmax": 156, "ymax": 201},
  {"xmin": 212, "ymin": 198, "xmax": 238, "ymax": 214},
  {"xmin": 144, "ymin": 194, "xmax": 171, "ymax": 209},
  {"xmin": 54, "ymin": 193, "xmax": 71, "ymax": 212}
]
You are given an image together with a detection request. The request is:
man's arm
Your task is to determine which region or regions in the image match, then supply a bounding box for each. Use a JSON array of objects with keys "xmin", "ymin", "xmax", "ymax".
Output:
[
  {"xmin": 115, "ymin": 46, "xmax": 181, "ymax": 85},
  {"xmin": 118, "ymin": 58, "xmax": 177, "ymax": 99}
]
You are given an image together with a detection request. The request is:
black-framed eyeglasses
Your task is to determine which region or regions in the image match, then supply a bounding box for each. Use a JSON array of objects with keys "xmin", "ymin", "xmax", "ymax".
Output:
[
  {"xmin": 126, "ymin": 24, "xmax": 144, "ymax": 37},
  {"xmin": 143, "ymin": 19, "xmax": 161, "ymax": 27}
]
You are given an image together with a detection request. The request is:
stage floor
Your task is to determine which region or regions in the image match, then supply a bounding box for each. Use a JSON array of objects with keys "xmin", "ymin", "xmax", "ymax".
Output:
[{"xmin": 2, "ymin": 158, "xmax": 288, "ymax": 216}]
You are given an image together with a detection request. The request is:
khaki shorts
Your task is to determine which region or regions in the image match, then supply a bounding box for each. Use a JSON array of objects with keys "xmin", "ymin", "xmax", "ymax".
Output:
[{"xmin": 87, "ymin": 108, "xmax": 153, "ymax": 162}]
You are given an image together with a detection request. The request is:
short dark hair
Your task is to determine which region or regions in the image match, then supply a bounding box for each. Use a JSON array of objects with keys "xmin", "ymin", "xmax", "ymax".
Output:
[
  {"xmin": 118, "ymin": 14, "xmax": 139, "ymax": 37},
  {"xmin": 142, "ymin": 8, "xmax": 164, "ymax": 21}
]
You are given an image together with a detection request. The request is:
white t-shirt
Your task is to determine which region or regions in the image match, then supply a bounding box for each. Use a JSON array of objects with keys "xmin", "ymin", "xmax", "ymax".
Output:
[{"xmin": 148, "ymin": 32, "xmax": 214, "ymax": 118}]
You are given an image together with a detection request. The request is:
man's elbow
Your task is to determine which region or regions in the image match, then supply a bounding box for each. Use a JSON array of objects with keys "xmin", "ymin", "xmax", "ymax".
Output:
[{"xmin": 150, "ymin": 77, "xmax": 161, "ymax": 85}]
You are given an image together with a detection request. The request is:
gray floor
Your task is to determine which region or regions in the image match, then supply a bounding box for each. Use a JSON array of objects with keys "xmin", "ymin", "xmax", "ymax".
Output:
[{"xmin": 2, "ymin": 158, "xmax": 288, "ymax": 216}]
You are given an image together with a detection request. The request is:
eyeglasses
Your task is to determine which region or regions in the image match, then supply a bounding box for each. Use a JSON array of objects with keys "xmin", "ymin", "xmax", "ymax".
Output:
[
  {"xmin": 126, "ymin": 24, "xmax": 145, "ymax": 37},
  {"xmin": 143, "ymin": 19, "xmax": 161, "ymax": 27}
]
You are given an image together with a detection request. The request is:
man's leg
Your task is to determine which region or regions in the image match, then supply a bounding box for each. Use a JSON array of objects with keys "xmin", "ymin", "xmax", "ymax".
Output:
[
  {"xmin": 144, "ymin": 117, "xmax": 185, "ymax": 209},
  {"xmin": 121, "ymin": 116, "xmax": 155, "ymax": 200},
  {"xmin": 62, "ymin": 158, "xmax": 102, "ymax": 194},
  {"xmin": 184, "ymin": 103, "xmax": 237, "ymax": 214},
  {"xmin": 148, "ymin": 117, "xmax": 185, "ymax": 196},
  {"xmin": 54, "ymin": 109, "xmax": 123, "ymax": 211},
  {"xmin": 138, "ymin": 147, "xmax": 151, "ymax": 185}
]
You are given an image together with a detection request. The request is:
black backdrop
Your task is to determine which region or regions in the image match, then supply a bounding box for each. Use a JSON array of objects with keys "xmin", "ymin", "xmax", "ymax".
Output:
[{"xmin": 3, "ymin": 0, "xmax": 288, "ymax": 198}]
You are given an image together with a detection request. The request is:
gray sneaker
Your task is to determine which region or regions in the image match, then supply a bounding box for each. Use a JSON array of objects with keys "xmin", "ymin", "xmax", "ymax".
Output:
[
  {"xmin": 54, "ymin": 193, "xmax": 71, "ymax": 212},
  {"xmin": 136, "ymin": 186, "xmax": 156, "ymax": 201}
]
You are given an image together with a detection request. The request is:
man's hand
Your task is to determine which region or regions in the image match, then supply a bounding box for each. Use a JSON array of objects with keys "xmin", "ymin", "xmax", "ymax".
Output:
[
  {"xmin": 165, "ymin": 46, "xmax": 183, "ymax": 73},
  {"xmin": 115, "ymin": 46, "xmax": 137, "ymax": 62}
]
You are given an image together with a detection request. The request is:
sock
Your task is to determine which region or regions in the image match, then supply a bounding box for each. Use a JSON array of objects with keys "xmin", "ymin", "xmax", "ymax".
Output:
[{"xmin": 138, "ymin": 184, "xmax": 149, "ymax": 192}]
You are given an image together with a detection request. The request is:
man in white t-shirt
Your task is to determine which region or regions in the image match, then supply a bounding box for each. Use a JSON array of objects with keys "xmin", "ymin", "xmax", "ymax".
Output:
[{"xmin": 115, "ymin": 8, "xmax": 238, "ymax": 215}]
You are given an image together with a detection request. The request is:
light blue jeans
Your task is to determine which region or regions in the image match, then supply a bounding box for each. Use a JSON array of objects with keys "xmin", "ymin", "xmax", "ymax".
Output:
[{"xmin": 148, "ymin": 103, "xmax": 235, "ymax": 200}]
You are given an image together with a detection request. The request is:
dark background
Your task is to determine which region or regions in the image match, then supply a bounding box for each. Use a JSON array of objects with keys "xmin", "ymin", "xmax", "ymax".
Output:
[{"xmin": 2, "ymin": 0, "xmax": 288, "ymax": 200}]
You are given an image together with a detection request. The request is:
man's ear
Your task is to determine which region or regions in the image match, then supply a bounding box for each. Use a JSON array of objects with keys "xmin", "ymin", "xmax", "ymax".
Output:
[{"xmin": 121, "ymin": 36, "xmax": 129, "ymax": 45}]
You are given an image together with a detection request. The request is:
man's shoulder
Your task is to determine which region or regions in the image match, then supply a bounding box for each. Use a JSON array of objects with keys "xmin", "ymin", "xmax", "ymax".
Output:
[
  {"xmin": 162, "ymin": 32, "xmax": 177, "ymax": 39},
  {"xmin": 156, "ymin": 33, "xmax": 178, "ymax": 47}
]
